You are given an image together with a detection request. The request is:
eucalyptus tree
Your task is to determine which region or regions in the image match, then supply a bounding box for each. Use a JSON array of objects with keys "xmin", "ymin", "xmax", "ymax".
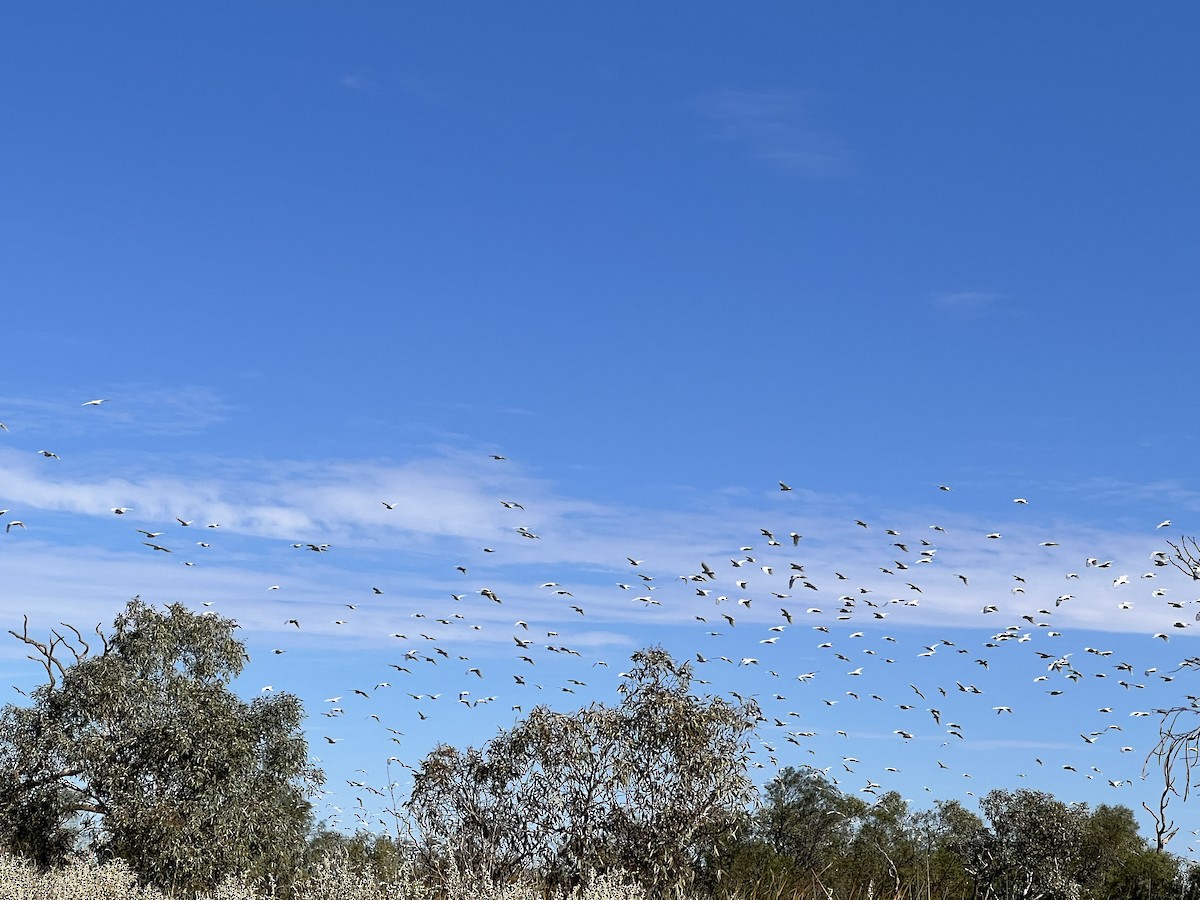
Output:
[
  {"xmin": 958, "ymin": 789, "xmax": 1089, "ymax": 900},
  {"xmin": 0, "ymin": 598, "xmax": 323, "ymax": 896},
  {"xmin": 406, "ymin": 645, "xmax": 761, "ymax": 897}
]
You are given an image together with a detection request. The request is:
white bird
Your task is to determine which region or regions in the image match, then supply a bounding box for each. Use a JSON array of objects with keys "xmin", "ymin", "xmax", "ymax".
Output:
[
  {"xmin": 37, "ymin": 450, "xmax": 60, "ymax": 459},
  {"xmin": 81, "ymin": 399, "xmax": 109, "ymax": 406},
  {"xmin": 5, "ymin": 521, "xmax": 26, "ymax": 533},
  {"xmin": 111, "ymin": 507, "xmax": 131, "ymax": 515}
]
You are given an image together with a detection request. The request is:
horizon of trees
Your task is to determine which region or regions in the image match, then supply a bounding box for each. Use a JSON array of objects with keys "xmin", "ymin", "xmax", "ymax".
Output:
[{"xmin": 1, "ymin": 598, "xmax": 1199, "ymax": 898}]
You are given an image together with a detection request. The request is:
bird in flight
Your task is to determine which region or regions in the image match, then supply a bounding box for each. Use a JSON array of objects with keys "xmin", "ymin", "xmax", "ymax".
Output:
[{"xmin": 81, "ymin": 399, "xmax": 109, "ymax": 406}]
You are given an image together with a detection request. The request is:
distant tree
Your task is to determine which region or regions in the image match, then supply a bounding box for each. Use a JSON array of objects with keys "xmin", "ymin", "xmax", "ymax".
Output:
[
  {"xmin": 1078, "ymin": 804, "xmax": 1152, "ymax": 895},
  {"xmin": 756, "ymin": 766, "xmax": 864, "ymax": 877},
  {"xmin": 908, "ymin": 799, "xmax": 982, "ymax": 899},
  {"xmin": 0, "ymin": 599, "xmax": 324, "ymax": 896},
  {"xmin": 958, "ymin": 789, "xmax": 1089, "ymax": 900},
  {"xmin": 406, "ymin": 645, "xmax": 761, "ymax": 897},
  {"xmin": 840, "ymin": 790, "xmax": 920, "ymax": 896},
  {"xmin": 301, "ymin": 824, "xmax": 410, "ymax": 887}
]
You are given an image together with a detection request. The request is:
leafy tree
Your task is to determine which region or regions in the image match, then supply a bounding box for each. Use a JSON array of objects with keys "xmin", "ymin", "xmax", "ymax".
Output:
[
  {"xmin": 755, "ymin": 766, "xmax": 864, "ymax": 878},
  {"xmin": 907, "ymin": 800, "xmax": 981, "ymax": 900},
  {"xmin": 1078, "ymin": 804, "xmax": 1151, "ymax": 896},
  {"xmin": 406, "ymin": 645, "xmax": 761, "ymax": 897},
  {"xmin": 0, "ymin": 599, "xmax": 324, "ymax": 896},
  {"xmin": 301, "ymin": 824, "xmax": 411, "ymax": 887},
  {"xmin": 960, "ymin": 789, "xmax": 1089, "ymax": 900},
  {"xmin": 840, "ymin": 790, "xmax": 920, "ymax": 896},
  {"xmin": 1101, "ymin": 847, "xmax": 1189, "ymax": 900},
  {"xmin": 711, "ymin": 764, "xmax": 864, "ymax": 897}
]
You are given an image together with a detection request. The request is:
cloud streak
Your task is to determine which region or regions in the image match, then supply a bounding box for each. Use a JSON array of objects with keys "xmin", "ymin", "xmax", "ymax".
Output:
[{"xmin": 695, "ymin": 88, "xmax": 849, "ymax": 176}]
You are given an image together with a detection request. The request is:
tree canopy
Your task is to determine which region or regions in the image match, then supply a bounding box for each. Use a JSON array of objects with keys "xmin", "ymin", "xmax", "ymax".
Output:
[
  {"xmin": 406, "ymin": 645, "xmax": 761, "ymax": 896},
  {"xmin": 0, "ymin": 598, "xmax": 324, "ymax": 896}
]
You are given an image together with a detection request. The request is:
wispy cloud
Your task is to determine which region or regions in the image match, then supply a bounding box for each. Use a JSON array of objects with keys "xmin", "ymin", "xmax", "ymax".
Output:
[
  {"xmin": 0, "ymin": 445, "xmax": 1195, "ymax": 649},
  {"xmin": 929, "ymin": 291, "xmax": 1013, "ymax": 320},
  {"xmin": 1, "ymin": 445, "xmax": 1192, "ymax": 834},
  {"xmin": 336, "ymin": 71, "xmax": 452, "ymax": 106},
  {"xmin": 695, "ymin": 88, "xmax": 849, "ymax": 176},
  {"xmin": 0, "ymin": 384, "xmax": 234, "ymax": 438}
]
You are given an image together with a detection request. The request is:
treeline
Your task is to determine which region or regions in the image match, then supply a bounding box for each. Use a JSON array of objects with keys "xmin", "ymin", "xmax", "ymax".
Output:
[
  {"xmin": 712, "ymin": 771, "xmax": 1197, "ymax": 900},
  {"xmin": 299, "ymin": 774, "xmax": 1200, "ymax": 900},
  {"xmin": 0, "ymin": 600, "xmax": 1196, "ymax": 899}
]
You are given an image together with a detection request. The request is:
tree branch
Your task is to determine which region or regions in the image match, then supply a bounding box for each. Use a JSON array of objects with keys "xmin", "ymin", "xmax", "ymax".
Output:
[{"xmin": 8, "ymin": 615, "xmax": 68, "ymax": 690}]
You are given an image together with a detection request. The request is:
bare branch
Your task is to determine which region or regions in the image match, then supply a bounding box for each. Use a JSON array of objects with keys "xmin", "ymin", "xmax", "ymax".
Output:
[
  {"xmin": 58, "ymin": 621, "xmax": 91, "ymax": 661},
  {"xmin": 8, "ymin": 615, "xmax": 68, "ymax": 691},
  {"xmin": 1167, "ymin": 536, "xmax": 1200, "ymax": 580}
]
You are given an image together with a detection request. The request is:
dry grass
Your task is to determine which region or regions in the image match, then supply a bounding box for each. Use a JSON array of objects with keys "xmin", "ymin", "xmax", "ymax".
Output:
[{"xmin": 0, "ymin": 852, "xmax": 651, "ymax": 900}]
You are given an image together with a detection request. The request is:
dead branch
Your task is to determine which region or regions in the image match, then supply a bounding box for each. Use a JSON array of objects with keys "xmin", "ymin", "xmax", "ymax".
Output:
[
  {"xmin": 58, "ymin": 621, "xmax": 90, "ymax": 660},
  {"xmin": 1143, "ymin": 706, "xmax": 1196, "ymax": 851},
  {"xmin": 8, "ymin": 615, "xmax": 68, "ymax": 691},
  {"xmin": 1167, "ymin": 536, "xmax": 1200, "ymax": 580},
  {"xmin": 94, "ymin": 621, "xmax": 110, "ymax": 655}
]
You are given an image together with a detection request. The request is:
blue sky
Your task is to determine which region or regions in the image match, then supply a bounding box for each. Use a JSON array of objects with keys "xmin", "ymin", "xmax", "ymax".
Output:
[{"xmin": 4, "ymin": 3, "xmax": 1200, "ymax": 846}]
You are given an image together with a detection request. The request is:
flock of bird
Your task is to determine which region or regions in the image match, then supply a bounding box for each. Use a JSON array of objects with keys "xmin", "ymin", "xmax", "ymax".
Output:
[{"xmin": 4, "ymin": 399, "xmax": 1200, "ymax": 845}]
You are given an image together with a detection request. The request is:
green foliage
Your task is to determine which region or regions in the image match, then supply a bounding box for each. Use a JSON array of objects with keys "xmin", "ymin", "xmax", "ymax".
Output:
[
  {"xmin": 755, "ymin": 766, "xmax": 865, "ymax": 877},
  {"xmin": 406, "ymin": 645, "xmax": 761, "ymax": 898},
  {"xmin": 958, "ymin": 789, "xmax": 1090, "ymax": 900},
  {"xmin": 301, "ymin": 824, "xmax": 411, "ymax": 888},
  {"xmin": 719, "ymin": 771, "xmax": 978, "ymax": 900},
  {"xmin": 0, "ymin": 599, "xmax": 324, "ymax": 896}
]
